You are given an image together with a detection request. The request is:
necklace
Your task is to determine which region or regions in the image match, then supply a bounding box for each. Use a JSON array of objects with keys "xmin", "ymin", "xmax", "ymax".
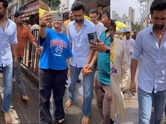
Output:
[{"xmin": 159, "ymin": 25, "xmax": 166, "ymax": 42}]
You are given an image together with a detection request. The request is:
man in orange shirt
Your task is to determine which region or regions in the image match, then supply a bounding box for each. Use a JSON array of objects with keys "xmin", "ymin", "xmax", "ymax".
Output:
[{"xmin": 14, "ymin": 11, "xmax": 38, "ymax": 101}]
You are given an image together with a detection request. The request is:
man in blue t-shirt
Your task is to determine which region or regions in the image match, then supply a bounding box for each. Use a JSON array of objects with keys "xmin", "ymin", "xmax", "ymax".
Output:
[{"xmin": 39, "ymin": 14, "xmax": 72, "ymax": 124}]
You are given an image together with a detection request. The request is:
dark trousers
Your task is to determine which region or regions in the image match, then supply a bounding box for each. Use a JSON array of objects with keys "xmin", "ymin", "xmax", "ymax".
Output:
[
  {"xmin": 13, "ymin": 57, "xmax": 26, "ymax": 95},
  {"xmin": 165, "ymin": 106, "xmax": 166, "ymax": 117},
  {"xmin": 40, "ymin": 69, "xmax": 67, "ymax": 124}
]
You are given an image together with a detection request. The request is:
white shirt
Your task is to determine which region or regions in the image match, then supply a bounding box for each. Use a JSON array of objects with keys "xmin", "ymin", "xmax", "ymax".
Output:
[
  {"xmin": 0, "ymin": 19, "xmax": 17, "ymax": 66},
  {"xmin": 123, "ymin": 38, "xmax": 135, "ymax": 54},
  {"xmin": 95, "ymin": 22, "xmax": 106, "ymax": 39},
  {"xmin": 67, "ymin": 19, "xmax": 97, "ymax": 67},
  {"xmin": 123, "ymin": 38, "xmax": 135, "ymax": 64}
]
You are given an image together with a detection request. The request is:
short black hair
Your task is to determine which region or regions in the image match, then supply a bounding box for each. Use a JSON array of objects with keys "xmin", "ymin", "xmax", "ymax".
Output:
[
  {"xmin": 102, "ymin": 6, "xmax": 110, "ymax": 19},
  {"xmin": 110, "ymin": 20, "xmax": 116, "ymax": 31},
  {"xmin": 71, "ymin": 1, "xmax": 85, "ymax": 12},
  {"xmin": 97, "ymin": 1, "xmax": 106, "ymax": 8},
  {"xmin": 89, "ymin": 8, "xmax": 99, "ymax": 15},
  {"xmin": 150, "ymin": 0, "xmax": 166, "ymax": 14},
  {"xmin": 14, "ymin": 11, "xmax": 21, "ymax": 17},
  {"xmin": 0, "ymin": 0, "xmax": 8, "ymax": 8}
]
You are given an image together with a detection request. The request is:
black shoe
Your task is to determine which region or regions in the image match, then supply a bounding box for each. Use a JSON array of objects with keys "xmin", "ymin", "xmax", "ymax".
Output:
[
  {"xmin": 110, "ymin": 119, "xmax": 114, "ymax": 124},
  {"xmin": 77, "ymin": 79, "xmax": 81, "ymax": 83}
]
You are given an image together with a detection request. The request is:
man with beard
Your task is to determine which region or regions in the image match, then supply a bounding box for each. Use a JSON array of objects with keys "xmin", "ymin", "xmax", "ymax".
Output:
[
  {"xmin": 130, "ymin": 0, "xmax": 166, "ymax": 124},
  {"xmin": 0, "ymin": 0, "xmax": 17, "ymax": 123},
  {"xmin": 77, "ymin": 8, "xmax": 107, "ymax": 104},
  {"xmin": 89, "ymin": 7, "xmax": 113, "ymax": 124},
  {"xmin": 65, "ymin": 1, "xmax": 97, "ymax": 124},
  {"xmin": 13, "ymin": 11, "xmax": 38, "ymax": 102}
]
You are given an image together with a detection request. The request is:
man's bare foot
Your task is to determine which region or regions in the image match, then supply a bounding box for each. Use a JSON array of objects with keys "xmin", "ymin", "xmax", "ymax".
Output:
[
  {"xmin": 4, "ymin": 112, "xmax": 12, "ymax": 124},
  {"xmin": 22, "ymin": 95, "xmax": 29, "ymax": 102},
  {"xmin": 81, "ymin": 116, "xmax": 90, "ymax": 124},
  {"xmin": 65, "ymin": 99, "xmax": 72, "ymax": 108}
]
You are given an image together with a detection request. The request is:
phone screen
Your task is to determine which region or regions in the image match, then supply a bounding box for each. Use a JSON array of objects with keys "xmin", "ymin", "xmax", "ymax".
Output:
[
  {"xmin": 88, "ymin": 32, "xmax": 97, "ymax": 43},
  {"xmin": 51, "ymin": 13, "xmax": 63, "ymax": 21}
]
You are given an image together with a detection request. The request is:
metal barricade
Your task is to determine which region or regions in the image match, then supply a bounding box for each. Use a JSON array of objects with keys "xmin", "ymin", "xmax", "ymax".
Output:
[{"xmin": 22, "ymin": 24, "xmax": 40, "ymax": 75}]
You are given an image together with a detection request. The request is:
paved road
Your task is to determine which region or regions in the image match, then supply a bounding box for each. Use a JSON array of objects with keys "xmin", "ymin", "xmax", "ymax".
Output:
[
  {"xmin": 62, "ymin": 83, "xmax": 138, "ymax": 124},
  {"xmin": 62, "ymin": 84, "xmax": 103, "ymax": 124},
  {"xmin": 12, "ymin": 76, "xmax": 39, "ymax": 124},
  {"xmin": 0, "ymin": 72, "xmax": 39, "ymax": 124},
  {"xmin": 0, "ymin": 72, "xmax": 166, "ymax": 124},
  {"xmin": 0, "ymin": 72, "xmax": 139, "ymax": 124}
]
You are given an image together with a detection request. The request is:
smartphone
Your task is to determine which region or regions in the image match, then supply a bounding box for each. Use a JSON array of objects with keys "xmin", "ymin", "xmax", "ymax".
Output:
[
  {"xmin": 88, "ymin": 32, "xmax": 97, "ymax": 43},
  {"xmin": 51, "ymin": 12, "xmax": 63, "ymax": 21}
]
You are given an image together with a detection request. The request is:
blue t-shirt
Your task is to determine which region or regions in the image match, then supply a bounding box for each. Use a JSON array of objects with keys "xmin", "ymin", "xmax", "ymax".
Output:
[
  {"xmin": 97, "ymin": 30, "xmax": 111, "ymax": 86},
  {"xmin": 40, "ymin": 28, "xmax": 72, "ymax": 70}
]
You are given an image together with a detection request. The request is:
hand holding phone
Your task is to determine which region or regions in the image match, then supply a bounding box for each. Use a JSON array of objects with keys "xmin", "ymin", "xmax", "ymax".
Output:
[
  {"xmin": 39, "ymin": 13, "xmax": 51, "ymax": 27},
  {"xmin": 51, "ymin": 12, "xmax": 63, "ymax": 21},
  {"xmin": 88, "ymin": 32, "xmax": 97, "ymax": 43}
]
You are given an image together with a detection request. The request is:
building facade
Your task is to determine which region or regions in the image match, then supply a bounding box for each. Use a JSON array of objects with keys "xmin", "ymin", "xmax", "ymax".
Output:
[{"xmin": 138, "ymin": 0, "xmax": 153, "ymax": 27}]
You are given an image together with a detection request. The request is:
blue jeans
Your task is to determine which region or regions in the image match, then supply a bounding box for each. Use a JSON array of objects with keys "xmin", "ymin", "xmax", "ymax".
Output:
[
  {"xmin": 14, "ymin": 58, "xmax": 25, "ymax": 95},
  {"xmin": 138, "ymin": 88, "xmax": 166, "ymax": 124},
  {"xmin": 69, "ymin": 65, "xmax": 95, "ymax": 116},
  {"xmin": 1, "ymin": 63, "xmax": 13, "ymax": 113}
]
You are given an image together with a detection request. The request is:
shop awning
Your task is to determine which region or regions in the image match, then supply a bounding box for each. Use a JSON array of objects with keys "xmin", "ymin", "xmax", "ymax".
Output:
[{"xmin": 21, "ymin": 1, "xmax": 39, "ymax": 18}]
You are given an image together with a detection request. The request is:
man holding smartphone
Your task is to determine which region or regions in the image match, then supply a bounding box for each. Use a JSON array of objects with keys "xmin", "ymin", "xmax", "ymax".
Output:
[
  {"xmin": 65, "ymin": 1, "xmax": 97, "ymax": 124},
  {"xmin": 88, "ymin": 7, "xmax": 113, "ymax": 124}
]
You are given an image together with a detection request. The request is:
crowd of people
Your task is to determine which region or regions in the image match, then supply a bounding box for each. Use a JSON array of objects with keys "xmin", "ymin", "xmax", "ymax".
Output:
[
  {"xmin": 0, "ymin": 0, "xmax": 166, "ymax": 124},
  {"xmin": 39, "ymin": 0, "xmax": 166, "ymax": 124}
]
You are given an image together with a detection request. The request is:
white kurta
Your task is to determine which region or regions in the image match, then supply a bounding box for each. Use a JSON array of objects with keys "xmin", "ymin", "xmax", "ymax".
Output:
[
  {"xmin": 110, "ymin": 35, "xmax": 129, "ymax": 121},
  {"xmin": 123, "ymin": 38, "xmax": 135, "ymax": 65}
]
